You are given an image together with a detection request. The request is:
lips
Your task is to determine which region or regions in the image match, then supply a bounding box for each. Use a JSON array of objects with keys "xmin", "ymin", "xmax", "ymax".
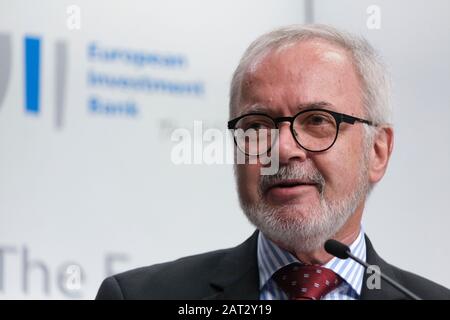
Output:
[
  {"xmin": 264, "ymin": 179, "xmax": 319, "ymax": 193},
  {"xmin": 262, "ymin": 179, "xmax": 320, "ymax": 203}
]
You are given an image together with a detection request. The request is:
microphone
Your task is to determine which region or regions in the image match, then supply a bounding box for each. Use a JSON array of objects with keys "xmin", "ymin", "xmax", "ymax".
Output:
[{"xmin": 324, "ymin": 239, "xmax": 422, "ymax": 300}]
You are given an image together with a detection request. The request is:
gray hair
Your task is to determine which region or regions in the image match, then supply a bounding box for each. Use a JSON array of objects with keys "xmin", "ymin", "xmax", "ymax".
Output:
[{"xmin": 229, "ymin": 24, "xmax": 392, "ymax": 129}]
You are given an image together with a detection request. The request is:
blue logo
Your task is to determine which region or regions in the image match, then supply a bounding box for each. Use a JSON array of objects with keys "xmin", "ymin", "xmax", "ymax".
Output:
[
  {"xmin": 24, "ymin": 36, "xmax": 41, "ymax": 113},
  {"xmin": 0, "ymin": 33, "xmax": 68, "ymax": 128}
]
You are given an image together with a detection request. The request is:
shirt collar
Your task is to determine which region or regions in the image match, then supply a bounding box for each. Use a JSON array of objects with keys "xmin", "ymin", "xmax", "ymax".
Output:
[{"xmin": 257, "ymin": 228, "xmax": 367, "ymax": 296}]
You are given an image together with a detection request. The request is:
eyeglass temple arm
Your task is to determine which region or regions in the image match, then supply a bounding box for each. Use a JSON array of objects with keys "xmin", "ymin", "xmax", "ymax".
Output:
[
  {"xmin": 227, "ymin": 120, "xmax": 237, "ymax": 129},
  {"xmin": 341, "ymin": 114, "xmax": 376, "ymax": 127}
]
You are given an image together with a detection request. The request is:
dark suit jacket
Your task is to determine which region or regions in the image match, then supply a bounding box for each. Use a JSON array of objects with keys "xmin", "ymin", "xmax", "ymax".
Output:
[{"xmin": 96, "ymin": 230, "xmax": 450, "ymax": 300}]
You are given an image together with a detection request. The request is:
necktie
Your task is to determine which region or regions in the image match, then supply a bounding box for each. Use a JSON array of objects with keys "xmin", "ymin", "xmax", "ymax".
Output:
[{"xmin": 272, "ymin": 263, "xmax": 342, "ymax": 300}]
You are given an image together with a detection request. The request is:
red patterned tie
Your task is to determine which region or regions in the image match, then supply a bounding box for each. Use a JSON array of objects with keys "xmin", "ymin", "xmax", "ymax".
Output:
[{"xmin": 273, "ymin": 263, "xmax": 342, "ymax": 300}]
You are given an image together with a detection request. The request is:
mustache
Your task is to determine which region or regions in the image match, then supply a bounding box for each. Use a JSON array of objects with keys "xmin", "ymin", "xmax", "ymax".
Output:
[{"xmin": 259, "ymin": 161, "xmax": 326, "ymax": 195}]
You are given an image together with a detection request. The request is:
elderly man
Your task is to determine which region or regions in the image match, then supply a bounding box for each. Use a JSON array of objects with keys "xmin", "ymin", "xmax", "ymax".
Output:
[{"xmin": 96, "ymin": 24, "xmax": 449, "ymax": 300}]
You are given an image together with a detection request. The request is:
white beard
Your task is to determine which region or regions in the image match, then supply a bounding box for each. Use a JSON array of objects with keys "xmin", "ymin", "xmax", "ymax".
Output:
[{"xmin": 238, "ymin": 158, "xmax": 370, "ymax": 253}]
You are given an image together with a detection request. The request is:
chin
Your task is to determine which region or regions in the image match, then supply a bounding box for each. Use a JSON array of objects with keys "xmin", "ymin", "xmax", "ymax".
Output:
[{"xmin": 241, "ymin": 199, "xmax": 354, "ymax": 253}]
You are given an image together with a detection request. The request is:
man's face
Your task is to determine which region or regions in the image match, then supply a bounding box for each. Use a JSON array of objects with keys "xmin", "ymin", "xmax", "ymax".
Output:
[{"xmin": 235, "ymin": 39, "xmax": 372, "ymax": 252}]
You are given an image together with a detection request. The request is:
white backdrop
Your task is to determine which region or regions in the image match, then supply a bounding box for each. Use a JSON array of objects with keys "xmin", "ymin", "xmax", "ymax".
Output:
[{"xmin": 0, "ymin": 0, "xmax": 448, "ymax": 299}]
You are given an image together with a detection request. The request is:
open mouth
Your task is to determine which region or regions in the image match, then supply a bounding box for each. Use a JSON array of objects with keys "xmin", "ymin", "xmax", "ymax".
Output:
[
  {"xmin": 265, "ymin": 179, "xmax": 319, "ymax": 192},
  {"xmin": 262, "ymin": 179, "xmax": 321, "ymax": 202}
]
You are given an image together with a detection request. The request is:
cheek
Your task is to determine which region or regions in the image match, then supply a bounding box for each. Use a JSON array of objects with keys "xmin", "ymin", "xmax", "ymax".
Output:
[
  {"xmin": 316, "ymin": 138, "xmax": 365, "ymax": 196},
  {"xmin": 237, "ymin": 164, "xmax": 261, "ymax": 202}
]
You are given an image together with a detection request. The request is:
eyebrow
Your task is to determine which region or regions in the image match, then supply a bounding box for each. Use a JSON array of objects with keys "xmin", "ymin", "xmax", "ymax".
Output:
[{"xmin": 238, "ymin": 101, "xmax": 336, "ymax": 117}]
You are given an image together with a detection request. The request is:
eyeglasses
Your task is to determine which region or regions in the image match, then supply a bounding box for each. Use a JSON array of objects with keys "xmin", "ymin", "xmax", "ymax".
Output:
[{"xmin": 227, "ymin": 108, "xmax": 376, "ymax": 155}]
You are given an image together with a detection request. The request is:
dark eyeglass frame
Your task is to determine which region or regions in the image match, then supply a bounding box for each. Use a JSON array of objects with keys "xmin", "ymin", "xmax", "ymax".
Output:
[{"xmin": 227, "ymin": 108, "xmax": 377, "ymax": 153}]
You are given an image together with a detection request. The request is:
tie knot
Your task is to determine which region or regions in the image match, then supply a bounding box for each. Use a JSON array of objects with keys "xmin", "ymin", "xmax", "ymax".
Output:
[{"xmin": 272, "ymin": 263, "xmax": 342, "ymax": 300}]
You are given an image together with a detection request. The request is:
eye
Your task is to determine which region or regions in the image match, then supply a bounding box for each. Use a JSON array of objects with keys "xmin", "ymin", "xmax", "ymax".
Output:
[
  {"xmin": 307, "ymin": 114, "xmax": 330, "ymax": 125},
  {"xmin": 248, "ymin": 122, "xmax": 271, "ymax": 130},
  {"xmin": 296, "ymin": 111, "xmax": 336, "ymax": 132},
  {"xmin": 236, "ymin": 115, "xmax": 275, "ymax": 131}
]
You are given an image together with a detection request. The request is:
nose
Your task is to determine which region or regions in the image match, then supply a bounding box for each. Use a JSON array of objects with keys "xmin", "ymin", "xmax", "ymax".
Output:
[{"xmin": 276, "ymin": 122, "xmax": 308, "ymax": 165}]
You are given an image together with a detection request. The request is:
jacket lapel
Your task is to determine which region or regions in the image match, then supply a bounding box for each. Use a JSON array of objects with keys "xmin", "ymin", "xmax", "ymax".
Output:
[
  {"xmin": 361, "ymin": 235, "xmax": 407, "ymax": 300},
  {"xmin": 203, "ymin": 230, "xmax": 260, "ymax": 300},
  {"xmin": 203, "ymin": 231, "xmax": 409, "ymax": 300}
]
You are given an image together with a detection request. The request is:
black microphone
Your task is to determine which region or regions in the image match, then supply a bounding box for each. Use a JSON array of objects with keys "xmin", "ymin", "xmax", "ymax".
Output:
[{"xmin": 324, "ymin": 239, "xmax": 422, "ymax": 300}]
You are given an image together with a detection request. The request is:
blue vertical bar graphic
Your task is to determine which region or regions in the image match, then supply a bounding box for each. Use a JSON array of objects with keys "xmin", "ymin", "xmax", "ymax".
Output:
[{"xmin": 24, "ymin": 37, "xmax": 40, "ymax": 113}]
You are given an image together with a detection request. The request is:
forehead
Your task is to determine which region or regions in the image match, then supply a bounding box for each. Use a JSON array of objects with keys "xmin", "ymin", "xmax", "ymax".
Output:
[{"xmin": 238, "ymin": 39, "xmax": 364, "ymax": 117}]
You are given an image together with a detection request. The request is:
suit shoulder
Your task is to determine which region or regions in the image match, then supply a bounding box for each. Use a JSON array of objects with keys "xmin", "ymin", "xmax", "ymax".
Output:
[
  {"xmin": 98, "ymin": 247, "xmax": 231, "ymax": 299},
  {"xmin": 389, "ymin": 265, "xmax": 450, "ymax": 300}
]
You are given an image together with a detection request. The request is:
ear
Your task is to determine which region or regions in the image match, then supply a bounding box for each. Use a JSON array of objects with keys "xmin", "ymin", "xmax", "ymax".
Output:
[{"xmin": 369, "ymin": 126, "xmax": 394, "ymax": 184}]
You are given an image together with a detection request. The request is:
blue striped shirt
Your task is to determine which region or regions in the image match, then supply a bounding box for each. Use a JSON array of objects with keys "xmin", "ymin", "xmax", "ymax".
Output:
[{"xmin": 258, "ymin": 228, "xmax": 366, "ymax": 300}]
